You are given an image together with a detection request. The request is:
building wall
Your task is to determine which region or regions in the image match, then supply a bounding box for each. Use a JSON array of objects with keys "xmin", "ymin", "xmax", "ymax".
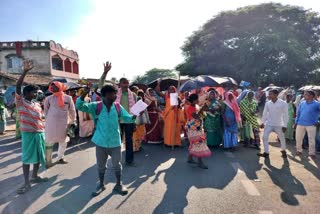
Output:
[
  {"xmin": 0, "ymin": 49, "xmax": 51, "ymax": 74},
  {"xmin": 0, "ymin": 41, "xmax": 80, "ymax": 81}
]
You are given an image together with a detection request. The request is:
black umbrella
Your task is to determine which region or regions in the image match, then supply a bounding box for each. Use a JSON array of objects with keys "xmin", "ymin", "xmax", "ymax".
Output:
[
  {"xmin": 65, "ymin": 82, "xmax": 84, "ymax": 91},
  {"xmin": 178, "ymin": 80, "xmax": 202, "ymax": 92},
  {"xmin": 147, "ymin": 78, "xmax": 178, "ymax": 91},
  {"xmin": 178, "ymin": 75, "xmax": 226, "ymax": 92}
]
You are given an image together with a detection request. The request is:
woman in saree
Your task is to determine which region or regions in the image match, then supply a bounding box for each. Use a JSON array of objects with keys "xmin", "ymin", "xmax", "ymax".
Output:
[
  {"xmin": 161, "ymin": 86, "xmax": 185, "ymax": 147},
  {"xmin": 239, "ymin": 91, "xmax": 260, "ymax": 148},
  {"xmin": 186, "ymin": 93, "xmax": 211, "ymax": 169},
  {"xmin": 204, "ymin": 90, "xmax": 223, "ymax": 148},
  {"xmin": 145, "ymin": 88, "xmax": 163, "ymax": 144},
  {"xmin": 222, "ymin": 91, "xmax": 241, "ymax": 151}
]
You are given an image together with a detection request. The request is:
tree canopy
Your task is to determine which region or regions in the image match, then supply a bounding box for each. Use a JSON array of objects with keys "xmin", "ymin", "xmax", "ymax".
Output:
[
  {"xmin": 176, "ymin": 3, "xmax": 320, "ymax": 87},
  {"xmin": 133, "ymin": 68, "xmax": 177, "ymax": 84}
]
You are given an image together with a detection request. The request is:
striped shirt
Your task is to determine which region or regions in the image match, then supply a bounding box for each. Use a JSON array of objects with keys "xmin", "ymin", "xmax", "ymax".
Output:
[{"xmin": 15, "ymin": 94, "xmax": 45, "ymax": 132}]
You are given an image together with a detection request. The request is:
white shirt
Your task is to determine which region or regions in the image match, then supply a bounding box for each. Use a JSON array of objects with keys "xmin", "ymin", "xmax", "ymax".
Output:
[{"xmin": 262, "ymin": 99, "xmax": 288, "ymax": 127}]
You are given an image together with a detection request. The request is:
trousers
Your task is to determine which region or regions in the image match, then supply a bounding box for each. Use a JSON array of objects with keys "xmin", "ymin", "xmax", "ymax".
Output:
[
  {"xmin": 262, "ymin": 125, "xmax": 286, "ymax": 154},
  {"xmin": 296, "ymin": 125, "xmax": 317, "ymax": 155}
]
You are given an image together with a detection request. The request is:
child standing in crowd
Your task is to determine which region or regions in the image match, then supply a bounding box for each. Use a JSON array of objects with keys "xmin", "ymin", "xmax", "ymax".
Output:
[
  {"xmin": 133, "ymin": 90, "xmax": 150, "ymax": 152},
  {"xmin": 186, "ymin": 94, "xmax": 211, "ymax": 169}
]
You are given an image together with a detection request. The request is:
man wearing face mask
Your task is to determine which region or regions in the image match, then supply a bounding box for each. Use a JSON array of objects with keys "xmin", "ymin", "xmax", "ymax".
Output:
[{"xmin": 44, "ymin": 81, "xmax": 76, "ymax": 167}]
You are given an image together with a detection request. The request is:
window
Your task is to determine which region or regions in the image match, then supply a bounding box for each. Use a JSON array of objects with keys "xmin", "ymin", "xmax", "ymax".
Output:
[
  {"xmin": 6, "ymin": 55, "xmax": 22, "ymax": 71},
  {"xmin": 52, "ymin": 54, "xmax": 63, "ymax": 71},
  {"xmin": 72, "ymin": 61, "xmax": 79, "ymax": 74},
  {"xmin": 64, "ymin": 58, "xmax": 72, "ymax": 73}
]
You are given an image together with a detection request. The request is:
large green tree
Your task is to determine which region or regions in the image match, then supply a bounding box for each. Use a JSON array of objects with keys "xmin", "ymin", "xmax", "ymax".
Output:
[
  {"xmin": 133, "ymin": 68, "xmax": 177, "ymax": 84},
  {"xmin": 176, "ymin": 3, "xmax": 320, "ymax": 87}
]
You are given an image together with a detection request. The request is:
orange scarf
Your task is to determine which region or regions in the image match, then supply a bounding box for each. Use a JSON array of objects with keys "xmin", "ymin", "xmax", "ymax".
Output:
[{"xmin": 49, "ymin": 81, "xmax": 67, "ymax": 108}]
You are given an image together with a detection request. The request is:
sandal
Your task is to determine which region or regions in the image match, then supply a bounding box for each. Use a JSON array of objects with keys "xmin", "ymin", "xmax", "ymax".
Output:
[
  {"xmin": 17, "ymin": 184, "xmax": 31, "ymax": 194},
  {"xmin": 30, "ymin": 176, "xmax": 49, "ymax": 184}
]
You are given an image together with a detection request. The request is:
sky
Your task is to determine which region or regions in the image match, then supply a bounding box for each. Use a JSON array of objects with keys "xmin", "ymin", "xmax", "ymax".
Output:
[{"xmin": 1, "ymin": 0, "xmax": 320, "ymax": 81}]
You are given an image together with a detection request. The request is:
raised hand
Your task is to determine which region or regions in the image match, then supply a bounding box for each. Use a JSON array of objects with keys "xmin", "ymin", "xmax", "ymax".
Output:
[
  {"xmin": 23, "ymin": 59, "xmax": 34, "ymax": 73},
  {"xmin": 103, "ymin": 61, "xmax": 112, "ymax": 74},
  {"xmin": 82, "ymin": 87, "xmax": 91, "ymax": 96}
]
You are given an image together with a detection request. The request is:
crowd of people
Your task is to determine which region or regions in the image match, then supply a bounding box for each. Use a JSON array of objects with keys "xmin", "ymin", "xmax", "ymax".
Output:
[{"xmin": 3, "ymin": 59, "xmax": 320, "ymax": 196}]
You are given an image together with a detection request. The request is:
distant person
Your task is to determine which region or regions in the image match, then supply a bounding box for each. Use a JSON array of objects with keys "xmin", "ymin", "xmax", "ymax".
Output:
[
  {"xmin": 0, "ymin": 92, "xmax": 6, "ymax": 134},
  {"xmin": 258, "ymin": 89, "xmax": 288, "ymax": 158},
  {"xmin": 44, "ymin": 81, "xmax": 76, "ymax": 167},
  {"xmin": 15, "ymin": 60, "xmax": 48, "ymax": 194},
  {"xmin": 204, "ymin": 90, "xmax": 223, "ymax": 148},
  {"xmin": 285, "ymin": 94, "xmax": 295, "ymax": 142},
  {"xmin": 239, "ymin": 91, "xmax": 260, "ymax": 148},
  {"xmin": 145, "ymin": 88, "xmax": 163, "ymax": 144},
  {"xmin": 222, "ymin": 91, "xmax": 241, "ymax": 151},
  {"xmin": 116, "ymin": 78, "xmax": 137, "ymax": 165},
  {"xmin": 295, "ymin": 90, "xmax": 320, "ymax": 159}
]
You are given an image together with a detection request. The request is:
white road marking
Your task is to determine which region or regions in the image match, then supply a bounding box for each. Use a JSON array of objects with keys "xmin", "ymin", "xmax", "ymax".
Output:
[
  {"xmin": 241, "ymin": 180, "xmax": 261, "ymax": 196},
  {"xmin": 231, "ymin": 162, "xmax": 244, "ymax": 173},
  {"xmin": 230, "ymin": 162, "xmax": 261, "ymax": 196}
]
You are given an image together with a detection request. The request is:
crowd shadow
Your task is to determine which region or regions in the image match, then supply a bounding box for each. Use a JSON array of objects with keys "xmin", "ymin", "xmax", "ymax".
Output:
[
  {"xmin": 283, "ymin": 139, "xmax": 320, "ymax": 178},
  {"xmin": 151, "ymin": 146, "xmax": 237, "ymax": 214},
  {"xmin": 36, "ymin": 166, "xmax": 96, "ymax": 214},
  {"xmin": 83, "ymin": 143, "xmax": 173, "ymax": 213},
  {"xmin": 1, "ymin": 175, "xmax": 58, "ymax": 213},
  {"xmin": 263, "ymin": 158, "xmax": 306, "ymax": 206},
  {"xmin": 0, "ymin": 136, "xmax": 21, "ymax": 153}
]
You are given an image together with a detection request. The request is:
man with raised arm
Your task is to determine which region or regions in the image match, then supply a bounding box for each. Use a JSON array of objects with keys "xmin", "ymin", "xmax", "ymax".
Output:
[{"xmin": 15, "ymin": 59, "xmax": 48, "ymax": 194}]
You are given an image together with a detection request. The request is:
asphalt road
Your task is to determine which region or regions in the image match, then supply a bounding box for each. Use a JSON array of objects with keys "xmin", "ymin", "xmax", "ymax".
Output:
[{"xmin": 0, "ymin": 131, "xmax": 319, "ymax": 214}]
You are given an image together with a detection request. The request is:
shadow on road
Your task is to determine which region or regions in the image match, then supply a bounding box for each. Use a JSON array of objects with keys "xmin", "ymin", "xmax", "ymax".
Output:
[
  {"xmin": 263, "ymin": 158, "xmax": 306, "ymax": 206},
  {"xmin": 36, "ymin": 166, "xmax": 96, "ymax": 214},
  {"xmin": 148, "ymin": 143, "xmax": 237, "ymax": 214},
  {"xmin": 1, "ymin": 175, "xmax": 58, "ymax": 213}
]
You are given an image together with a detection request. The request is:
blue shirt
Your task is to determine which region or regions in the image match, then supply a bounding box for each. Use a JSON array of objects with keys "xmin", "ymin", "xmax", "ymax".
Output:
[
  {"xmin": 296, "ymin": 100, "xmax": 320, "ymax": 126},
  {"xmin": 76, "ymin": 97, "xmax": 135, "ymax": 148}
]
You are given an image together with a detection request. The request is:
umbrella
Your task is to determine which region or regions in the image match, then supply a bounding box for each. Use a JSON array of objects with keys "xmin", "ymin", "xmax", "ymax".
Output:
[
  {"xmin": 179, "ymin": 80, "xmax": 202, "ymax": 92},
  {"xmin": 194, "ymin": 75, "xmax": 224, "ymax": 86},
  {"xmin": 147, "ymin": 78, "xmax": 178, "ymax": 91},
  {"xmin": 130, "ymin": 83, "xmax": 148, "ymax": 92},
  {"xmin": 219, "ymin": 77, "xmax": 238, "ymax": 86},
  {"xmin": 65, "ymin": 82, "xmax": 83, "ymax": 91},
  {"xmin": 299, "ymin": 85, "xmax": 320, "ymax": 91},
  {"xmin": 262, "ymin": 86, "xmax": 283, "ymax": 92},
  {"xmin": 179, "ymin": 75, "xmax": 234, "ymax": 92},
  {"xmin": 4, "ymin": 86, "xmax": 16, "ymax": 105}
]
